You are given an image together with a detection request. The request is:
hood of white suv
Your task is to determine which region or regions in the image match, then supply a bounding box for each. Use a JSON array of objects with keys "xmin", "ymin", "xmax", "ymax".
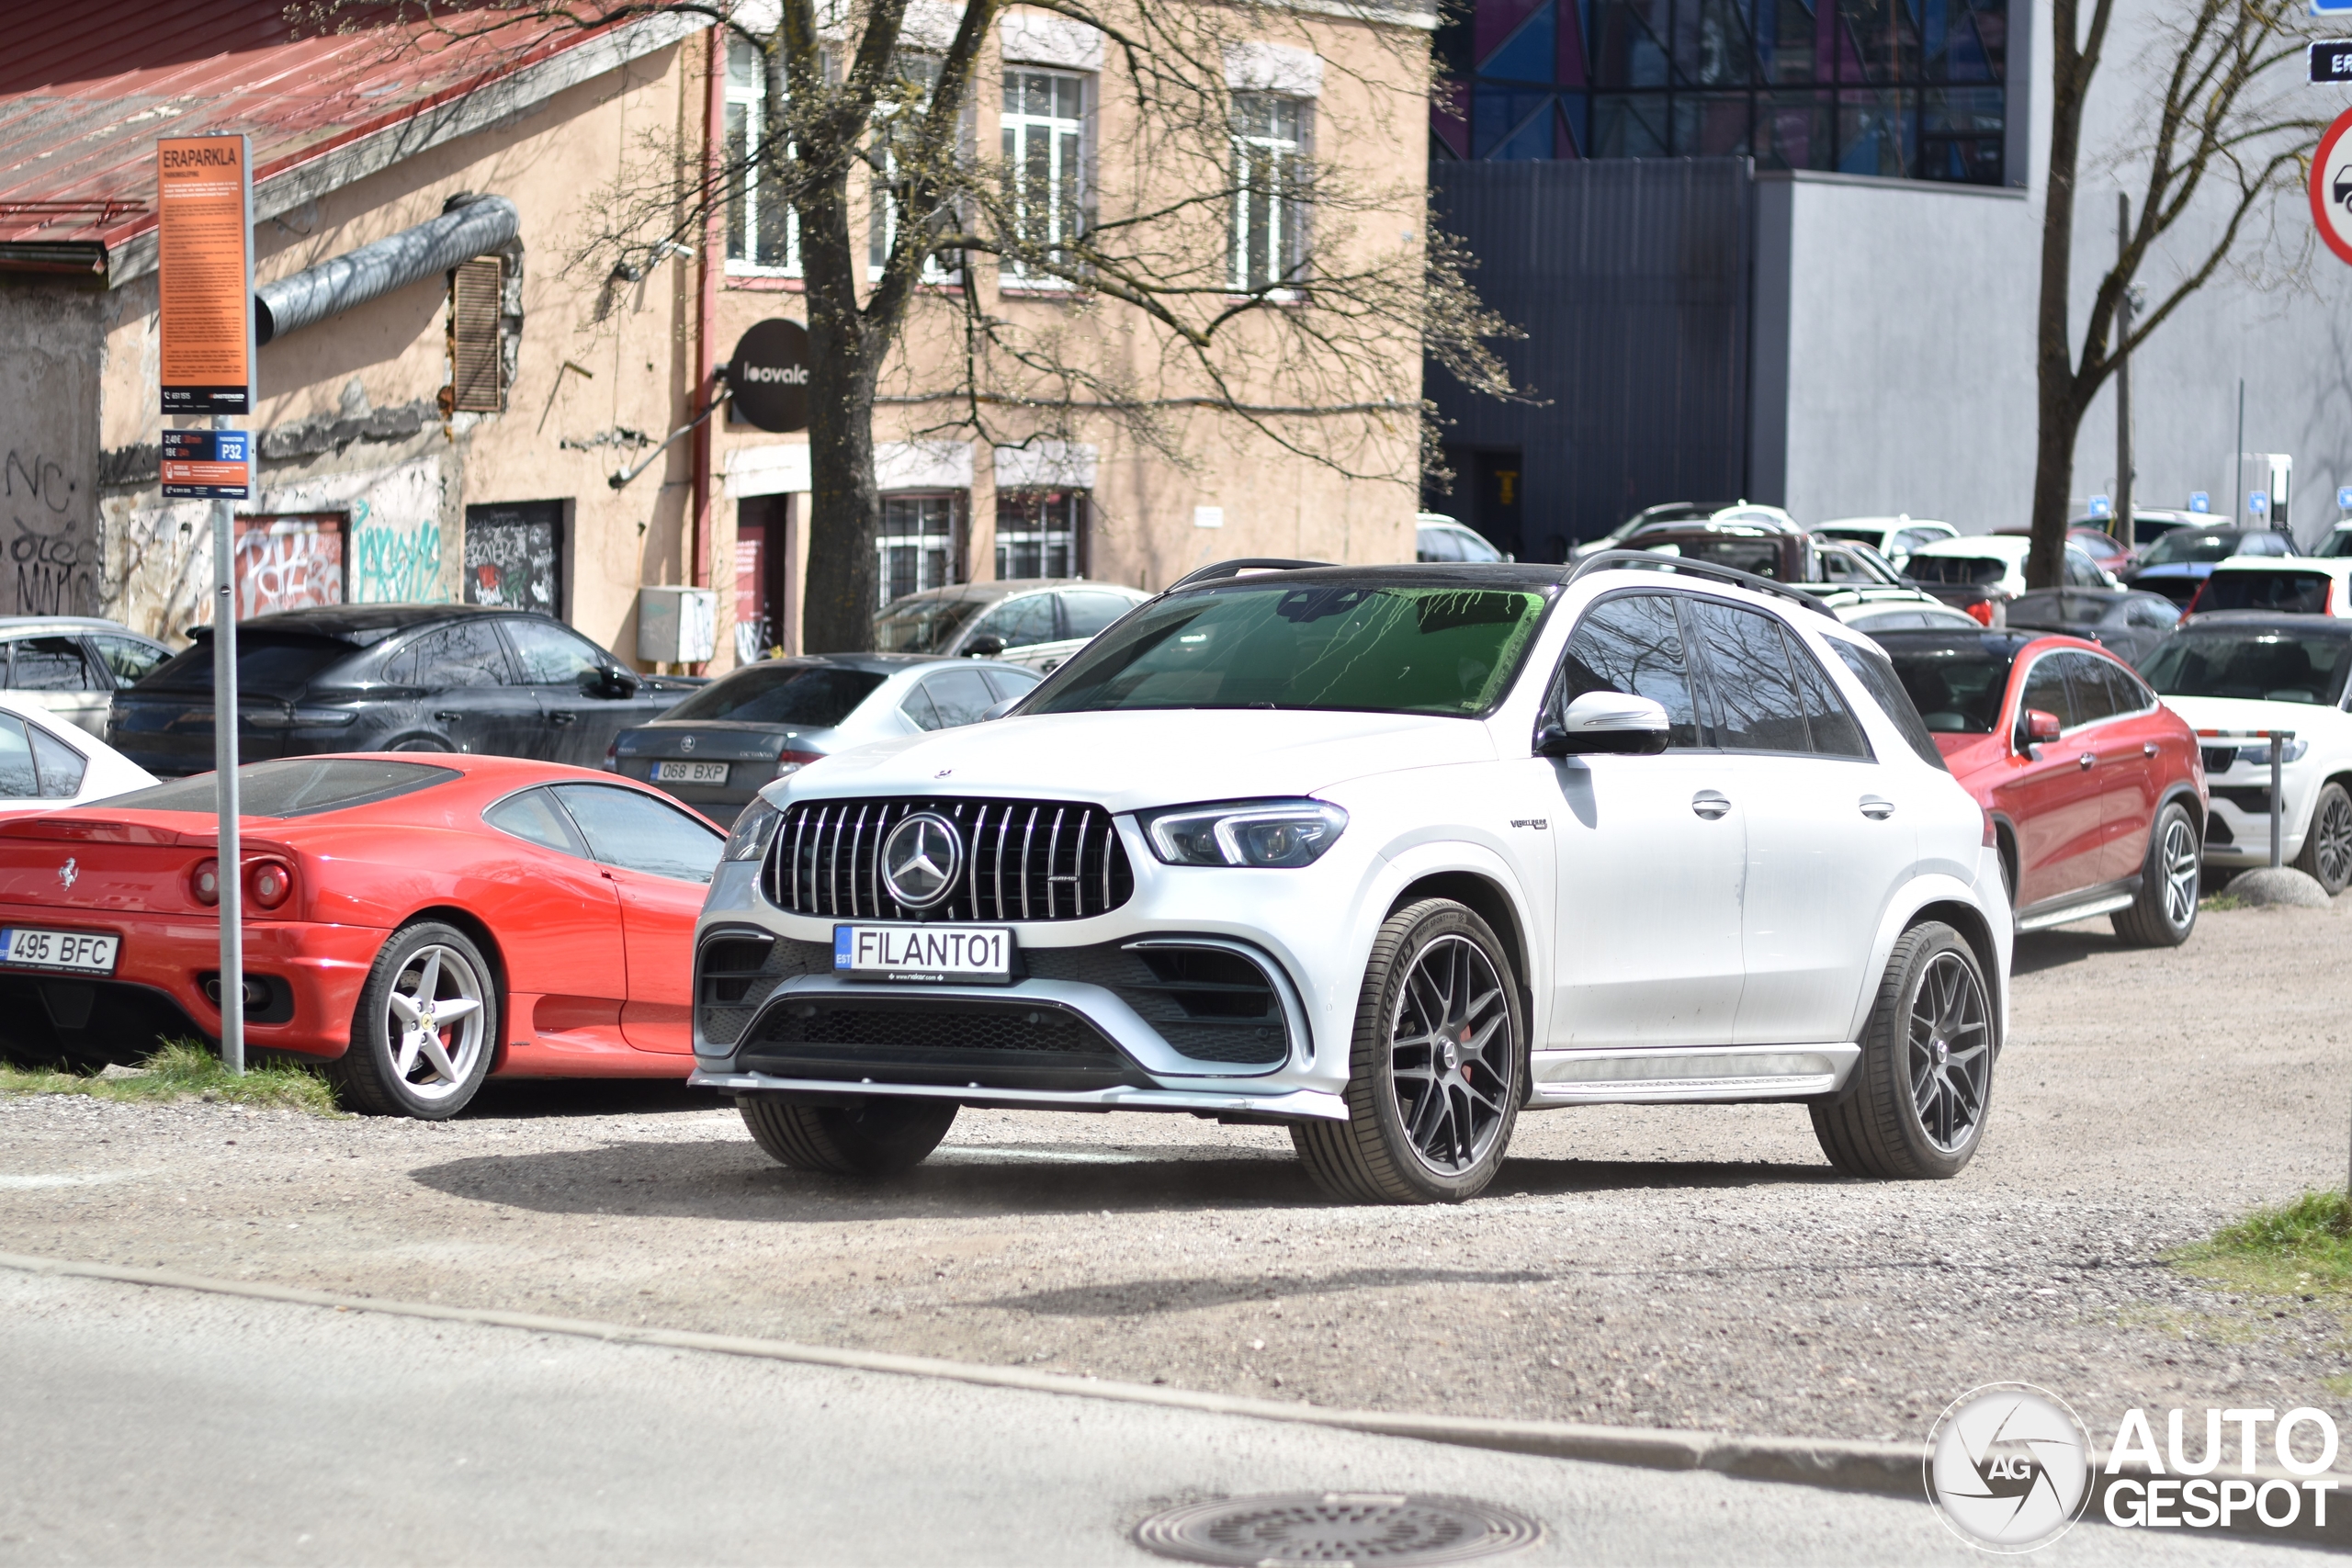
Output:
[
  {"xmin": 2160, "ymin": 694, "xmax": 2346, "ymax": 737},
  {"xmin": 774, "ymin": 706, "xmax": 1500, "ymax": 813}
]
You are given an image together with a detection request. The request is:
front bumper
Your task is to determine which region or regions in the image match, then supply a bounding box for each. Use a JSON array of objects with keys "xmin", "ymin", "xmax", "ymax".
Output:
[{"xmin": 2202, "ymin": 766, "xmax": 2314, "ymax": 866}]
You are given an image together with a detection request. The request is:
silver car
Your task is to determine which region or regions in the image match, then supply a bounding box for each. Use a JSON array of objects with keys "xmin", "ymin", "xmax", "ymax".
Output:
[
  {"xmin": 610, "ymin": 654, "xmax": 1043, "ymax": 824},
  {"xmin": 0, "ymin": 616, "xmax": 173, "ymax": 738},
  {"xmin": 873, "ymin": 579, "xmax": 1150, "ymax": 673}
]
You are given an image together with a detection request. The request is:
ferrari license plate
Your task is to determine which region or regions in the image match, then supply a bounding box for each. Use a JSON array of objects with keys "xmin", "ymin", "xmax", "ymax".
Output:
[
  {"xmin": 0, "ymin": 928, "xmax": 119, "ymax": 975},
  {"xmin": 834, "ymin": 923, "xmax": 1013, "ymax": 983},
  {"xmin": 654, "ymin": 761, "xmax": 729, "ymax": 784}
]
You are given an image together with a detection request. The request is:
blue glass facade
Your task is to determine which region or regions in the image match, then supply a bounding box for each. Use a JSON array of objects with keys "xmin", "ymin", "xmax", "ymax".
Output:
[{"xmin": 1432, "ymin": 0, "xmax": 2007, "ymax": 184}]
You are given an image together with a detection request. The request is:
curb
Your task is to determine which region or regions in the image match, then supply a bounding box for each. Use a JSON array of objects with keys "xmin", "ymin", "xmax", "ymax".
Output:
[{"xmin": 1, "ymin": 1250, "xmax": 2339, "ymax": 1551}]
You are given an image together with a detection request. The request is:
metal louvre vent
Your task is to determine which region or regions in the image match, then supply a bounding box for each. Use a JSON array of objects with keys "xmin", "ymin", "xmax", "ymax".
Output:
[
  {"xmin": 763, "ymin": 796, "xmax": 1134, "ymax": 922},
  {"xmin": 449, "ymin": 257, "xmax": 503, "ymax": 412}
]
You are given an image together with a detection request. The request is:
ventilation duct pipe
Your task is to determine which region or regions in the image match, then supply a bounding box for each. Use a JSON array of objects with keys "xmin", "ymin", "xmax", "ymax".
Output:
[{"xmin": 254, "ymin": 195, "xmax": 519, "ymax": 345}]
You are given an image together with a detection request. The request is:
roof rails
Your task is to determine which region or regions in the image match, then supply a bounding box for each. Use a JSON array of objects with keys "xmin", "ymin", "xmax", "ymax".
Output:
[
  {"xmin": 1562, "ymin": 549, "xmax": 1839, "ymax": 618},
  {"xmin": 1166, "ymin": 558, "xmax": 1336, "ymax": 592}
]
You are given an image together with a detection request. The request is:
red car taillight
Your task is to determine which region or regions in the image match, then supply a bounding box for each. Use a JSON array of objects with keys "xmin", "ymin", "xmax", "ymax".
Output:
[
  {"xmin": 776, "ymin": 747, "xmax": 821, "ymax": 777},
  {"xmin": 1965, "ymin": 600, "xmax": 1996, "ymax": 626},
  {"xmin": 189, "ymin": 858, "xmax": 220, "ymax": 906},
  {"xmin": 248, "ymin": 859, "xmax": 293, "ymax": 910}
]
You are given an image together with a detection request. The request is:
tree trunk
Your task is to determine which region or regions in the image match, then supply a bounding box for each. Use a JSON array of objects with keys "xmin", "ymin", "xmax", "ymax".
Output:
[
  {"xmin": 793, "ymin": 86, "xmax": 883, "ymax": 652},
  {"xmin": 2029, "ymin": 28, "xmax": 2086, "ymax": 591}
]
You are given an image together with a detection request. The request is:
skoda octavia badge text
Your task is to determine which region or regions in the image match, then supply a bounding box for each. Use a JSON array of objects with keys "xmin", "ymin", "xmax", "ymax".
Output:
[{"xmin": 881, "ymin": 812, "xmax": 963, "ymax": 908}]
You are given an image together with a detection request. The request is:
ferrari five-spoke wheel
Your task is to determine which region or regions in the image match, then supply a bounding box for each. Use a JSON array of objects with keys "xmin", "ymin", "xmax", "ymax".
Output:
[
  {"xmin": 332, "ymin": 922, "xmax": 497, "ymax": 1119},
  {"xmin": 739, "ymin": 1096, "xmax": 958, "ymax": 1178},
  {"xmin": 2294, "ymin": 782, "xmax": 2352, "ymax": 896},
  {"xmin": 1811, "ymin": 921, "xmax": 1992, "ymax": 1180},
  {"xmin": 1292, "ymin": 898, "xmax": 1523, "ymax": 1204},
  {"xmin": 2111, "ymin": 801, "xmax": 2200, "ymax": 947}
]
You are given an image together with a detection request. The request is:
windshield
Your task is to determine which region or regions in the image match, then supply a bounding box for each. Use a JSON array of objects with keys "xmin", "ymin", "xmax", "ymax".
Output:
[
  {"xmin": 2138, "ymin": 530, "xmax": 2244, "ymax": 567},
  {"xmin": 1646, "ymin": 539, "xmax": 1789, "ymax": 578},
  {"xmin": 874, "ymin": 595, "xmax": 987, "ymax": 654},
  {"xmin": 1880, "ymin": 642, "xmax": 2018, "ymax": 734},
  {"xmin": 2142, "ymin": 630, "xmax": 2352, "ymax": 705},
  {"xmin": 662, "ymin": 663, "xmax": 886, "ymax": 726},
  {"xmin": 1028, "ymin": 582, "xmax": 1549, "ymax": 717},
  {"xmin": 133, "ymin": 634, "xmax": 356, "ymax": 696},
  {"xmin": 108, "ymin": 759, "xmax": 459, "ymax": 817},
  {"xmin": 2317, "ymin": 530, "xmax": 2352, "ymax": 559},
  {"xmin": 1905, "ymin": 554, "xmax": 2008, "ymax": 587}
]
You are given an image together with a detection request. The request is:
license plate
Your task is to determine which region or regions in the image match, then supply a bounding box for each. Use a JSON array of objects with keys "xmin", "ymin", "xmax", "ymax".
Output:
[
  {"xmin": 0, "ymin": 928, "xmax": 119, "ymax": 975},
  {"xmin": 834, "ymin": 923, "xmax": 1014, "ymax": 983},
  {"xmin": 655, "ymin": 761, "xmax": 729, "ymax": 784}
]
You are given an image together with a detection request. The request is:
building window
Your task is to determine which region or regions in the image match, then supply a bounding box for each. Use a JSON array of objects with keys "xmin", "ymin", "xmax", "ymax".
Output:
[
  {"xmin": 870, "ymin": 53, "xmax": 960, "ymax": 284},
  {"xmin": 726, "ymin": 37, "xmax": 799, "ymax": 276},
  {"xmin": 1431, "ymin": 0, "xmax": 2006, "ymax": 186},
  {"xmin": 878, "ymin": 492, "xmax": 961, "ymax": 605},
  {"xmin": 1230, "ymin": 94, "xmax": 1310, "ymax": 293},
  {"xmin": 1001, "ymin": 67, "xmax": 1087, "ymax": 284},
  {"xmin": 996, "ymin": 489, "xmax": 1084, "ymax": 580}
]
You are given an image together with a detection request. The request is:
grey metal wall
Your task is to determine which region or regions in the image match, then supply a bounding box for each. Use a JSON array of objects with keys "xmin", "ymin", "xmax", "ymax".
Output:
[{"xmin": 1426, "ymin": 158, "xmax": 1753, "ymax": 557}]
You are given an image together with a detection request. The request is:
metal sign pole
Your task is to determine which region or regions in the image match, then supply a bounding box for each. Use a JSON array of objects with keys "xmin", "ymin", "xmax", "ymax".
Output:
[{"xmin": 212, "ymin": 446, "xmax": 244, "ymax": 1073}]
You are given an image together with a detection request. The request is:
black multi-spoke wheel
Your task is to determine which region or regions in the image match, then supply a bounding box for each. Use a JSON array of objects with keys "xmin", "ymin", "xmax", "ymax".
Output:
[
  {"xmin": 1293, "ymin": 898, "xmax": 1524, "ymax": 1203},
  {"xmin": 2294, "ymin": 782, "xmax": 2352, "ymax": 897},
  {"xmin": 1811, "ymin": 921, "xmax": 1995, "ymax": 1179},
  {"xmin": 2113, "ymin": 801, "xmax": 2200, "ymax": 947}
]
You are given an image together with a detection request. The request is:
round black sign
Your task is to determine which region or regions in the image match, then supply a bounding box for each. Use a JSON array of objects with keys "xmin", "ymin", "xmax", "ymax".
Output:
[{"xmin": 728, "ymin": 318, "xmax": 810, "ymax": 434}]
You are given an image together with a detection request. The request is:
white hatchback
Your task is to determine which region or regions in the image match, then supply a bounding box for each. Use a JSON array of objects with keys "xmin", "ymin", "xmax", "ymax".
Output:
[{"xmin": 693, "ymin": 557, "xmax": 2014, "ymax": 1201}]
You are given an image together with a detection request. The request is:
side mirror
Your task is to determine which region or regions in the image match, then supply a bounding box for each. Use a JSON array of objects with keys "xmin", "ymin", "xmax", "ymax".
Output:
[
  {"xmin": 1536, "ymin": 691, "xmax": 1671, "ymax": 757},
  {"xmin": 964, "ymin": 634, "xmax": 1006, "ymax": 658},
  {"xmin": 980, "ymin": 696, "xmax": 1021, "ymax": 721},
  {"xmin": 2018, "ymin": 707, "xmax": 2062, "ymax": 751},
  {"xmin": 582, "ymin": 666, "xmax": 639, "ymax": 699}
]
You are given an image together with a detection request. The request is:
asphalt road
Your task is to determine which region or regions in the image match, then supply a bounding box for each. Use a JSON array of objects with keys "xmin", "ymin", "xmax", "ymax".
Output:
[
  {"xmin": 0, "ymin": 897, "xmax": 2346, "ymax": 1477},
  {"xmin": 0, "ymin": 1269, "xmax": 2313, "ymax": 1567}
]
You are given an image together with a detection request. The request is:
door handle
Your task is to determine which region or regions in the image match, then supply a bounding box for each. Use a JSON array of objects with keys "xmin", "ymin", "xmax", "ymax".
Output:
[
  {"xmin": 1690, "ymin": 790, "xmax": 1731, "ymax": 820},
  {"xmin": 2143, "ymin": 741, "xmax": 2159, "ymax": 758},
  {"xmin": 432, "ymin": 710, "xmax": 461, "ymax": 723},
  {"xmin": 2077, "ymin": 752, "xmax": 2096, "ymax": 770},
  {"xmin": 550, "ymin": 710, "xmax": 579, "ymax": 726},
  {"xmin": 1859, "ymin": 795, "xmax": 1895, "ymax": 820}
]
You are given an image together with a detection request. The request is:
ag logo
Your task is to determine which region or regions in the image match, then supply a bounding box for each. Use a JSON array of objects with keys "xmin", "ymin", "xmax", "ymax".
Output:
[
  {"xmin": 879, "ymin": 811, "xmax": 962, "ymax": 909},
  {"xmin": 1926, "ymin": 1383, "xmax": 2090, "ymax": 1551}
]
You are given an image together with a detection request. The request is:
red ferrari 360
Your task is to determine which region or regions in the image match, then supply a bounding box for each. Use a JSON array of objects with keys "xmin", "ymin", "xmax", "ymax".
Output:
[{"xmin": 0, "ymin": 755, "xmax": 726, "ymax": 1117}]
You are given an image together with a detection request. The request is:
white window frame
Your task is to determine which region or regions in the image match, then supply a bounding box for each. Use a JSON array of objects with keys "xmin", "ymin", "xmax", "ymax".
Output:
[
  {"xmin": 1000, "ymin": 66, "xmax": 1090, "ymax": 288},
  {"xmin": 995, "ymin": 488, "xmax": 1086, "ymax": 580},
  {"xmin": 876, "ymin": 491, "xmax": 964, "ymax": 606},
  {"xmin": 725, "ymin": 36, "xmax": 800, "ymax": 278},
  {"xmin": 869, "ymin": 53, "xmax": 963, "ymax": 286},
  {"xmin": 1229, "ymin": 92, "xmax": 1311, "ymax": 296}
]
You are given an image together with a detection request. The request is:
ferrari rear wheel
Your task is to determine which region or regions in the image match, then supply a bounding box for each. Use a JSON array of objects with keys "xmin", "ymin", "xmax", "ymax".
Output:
[
  {"xmin": 332, "ymin": 922, "xmax": 497, "ymax": 1119},
  {"xmin": 739, "ymin": 1096, "xmax": 958, "ymax": 1178}
]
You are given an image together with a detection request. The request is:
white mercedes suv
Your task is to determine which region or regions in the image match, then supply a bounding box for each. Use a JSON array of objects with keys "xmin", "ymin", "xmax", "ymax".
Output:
[{"xmin": 690, "ymin": 556, "xmax": 2013, "ymax": 1202}]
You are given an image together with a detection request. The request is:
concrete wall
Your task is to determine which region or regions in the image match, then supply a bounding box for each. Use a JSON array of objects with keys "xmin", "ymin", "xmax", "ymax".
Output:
[{"xmin": 0, "ymin": 286, "xmax": 106, "ymax": 617}]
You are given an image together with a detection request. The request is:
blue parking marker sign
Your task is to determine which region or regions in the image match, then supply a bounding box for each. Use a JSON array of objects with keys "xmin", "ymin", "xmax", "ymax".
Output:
[
  {"xmin": 2189, "ymin": 492, "xmax": 2211, "ymax": 512},
  {"xmin": 2087, "ymin": 494, "xmax": 2112, "ymax": 518},
  {"xmin": 2337, "ymin": 486, "xmax": 2352, "ymax": 510}
]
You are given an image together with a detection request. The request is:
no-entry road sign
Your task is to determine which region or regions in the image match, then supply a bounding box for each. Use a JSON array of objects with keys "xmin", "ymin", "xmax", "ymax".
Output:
[{"xmin": 2312, "ymin": 107, "xmax": 2352, "ymax": 265}]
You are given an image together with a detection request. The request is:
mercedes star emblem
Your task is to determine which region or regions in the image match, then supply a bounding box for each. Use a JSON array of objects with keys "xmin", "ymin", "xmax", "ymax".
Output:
[{"xmin": 879, "ymin": 812, "xmax": 963, "ymax": 908}]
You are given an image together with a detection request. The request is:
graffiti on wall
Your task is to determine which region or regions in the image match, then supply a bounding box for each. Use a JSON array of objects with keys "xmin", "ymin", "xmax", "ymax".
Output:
[
  {"xmin": 234, "ymin": 514, "xmax": 345, "ymax": 617},
  {"xmin": 463, "ymin": 502, "xmax": 561, "ymax": 614},
  {"xmin": 6, "ymin": 448, "xmax": 97, "ymax": 616},
  {"xmin": 256, "ymin": 456, "xmax": 447, "ymax": 606},
  {"xmin": 353, "ymin": 504, "xmax": 443, "ymax": 602}
]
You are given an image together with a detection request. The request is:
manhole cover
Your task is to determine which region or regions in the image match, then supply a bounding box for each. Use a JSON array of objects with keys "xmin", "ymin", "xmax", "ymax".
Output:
[{"xmin": 1133, "ymin": 1492, "xmax": 1542, "ymax": 1567}]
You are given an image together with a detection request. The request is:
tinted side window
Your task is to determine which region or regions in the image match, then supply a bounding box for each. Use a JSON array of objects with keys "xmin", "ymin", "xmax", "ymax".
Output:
[
  {"xmin": 1061, "ymin": 590, "xmax": 1136, "ymax": 639},
  {"xmin": 505, "ymin": 619, "xmax": 607, "ymax": 684},
  {"xmin": 1683, "ymin": 599, "xmax": 1810, "ymax": 752},
  {"xmin": 1553, "ymin": 592, "xmax": 1702, "ymax": 748},
  {"xmin": 1780, "ymin": 628, "xmax": 1872, "ymax": 759},
  {"xmin": 979, "ymin": 665, "xmax": 1042, "ymax": 702},
  {"xmin": 2019, "ymin": 655, "xmax": 2078, "ymax": 728},
  {"xmin": 2063, "ymin": 550, "xmax": 2104, "ymax": 588},
  {"xmin": 1830, "ymin": 639, "xmax": 1950, "ymax": 770},
  {"xmin": 550, "ymin": 784, "xmax": 723, "ymax": 883},
  {"xmin": 28, "ymin": 724, "xmax": 86, "ymax": 797},
  {"xmin": 392, "ymin": 622, "xmax": 512, "ymax": 689},
  {"xmin": 2126, "ymin": 598, "xmax": 2179, "ymax": 630},
  {"xmin": 900, "ymin": 683, "xmax": 944, "ymax": 731},
  {"xmin": 1416, "ymin": 527, "xmax": 1460, "ymax": 562},
  {"xmin": 484, "ymin": 786, "xmax": 588, "ymax": 856},
  {"xmin": 0, "ymin": 716, "xmax": 34, "ymax": 797},
  {"xmin": 922, "ymin": 667, "xmax": 997, "ymax": 728},
  {"xmin": 972, "ymin": 594, "xmax": 1060, "ymax": 649},
  {"xmin": 2101, "ymin": 658, "xmax": 2153, "ymax": 714},
  {"xmin": 9, "ymin": 637, "xmax": 96, "ymax": 692},
  {"xmin": 90, "ymin": 636, "xmax": 168, "ymax": 687},
  {"xmin": 2059, "ymin": 651, "xmax": 2120, "ymax": 725}
]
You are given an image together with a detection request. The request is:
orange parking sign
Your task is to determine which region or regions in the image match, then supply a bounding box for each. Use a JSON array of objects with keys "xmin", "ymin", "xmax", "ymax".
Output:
[{"xmin": 157, "ymin": 133, "xmax": 253, "ymax": 414}]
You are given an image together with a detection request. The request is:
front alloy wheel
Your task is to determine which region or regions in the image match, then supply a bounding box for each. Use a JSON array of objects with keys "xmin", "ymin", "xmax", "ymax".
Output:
[
  {"xmin": 1293, "ymin": 898, "xmax": 1523, "ymax": 1203},
  {"xmin": 331, "ymin": 921, "xmax": 497, "ymax": 1119},
  {"xmin": 2295, "ymin": 782, "xmax": 2352, "ymax": 896}
]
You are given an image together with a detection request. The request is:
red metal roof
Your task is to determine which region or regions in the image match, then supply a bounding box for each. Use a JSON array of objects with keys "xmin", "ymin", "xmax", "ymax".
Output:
[{"xmin": 0, "ymin": 2, "xmax": 631, "ymax": 258}]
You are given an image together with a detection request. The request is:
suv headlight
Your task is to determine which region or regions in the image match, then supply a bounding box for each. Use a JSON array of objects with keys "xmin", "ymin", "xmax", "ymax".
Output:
[
  {"xmin": 1140, "ymin": 799, "xmax": 1348, "ymax": 868},
  {"xmin": 722, "ymin": 795, "xmax": 785, "ymax": 863},
  {"xmin": 2242, "ymin": 739, "xmax": 2310, "ymax": 767}
]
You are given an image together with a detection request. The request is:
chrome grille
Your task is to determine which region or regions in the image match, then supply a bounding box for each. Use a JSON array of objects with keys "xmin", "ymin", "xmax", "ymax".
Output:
[{"xmin": 763, "ymin": 796, "xmax": 1134, "ymax": 922}]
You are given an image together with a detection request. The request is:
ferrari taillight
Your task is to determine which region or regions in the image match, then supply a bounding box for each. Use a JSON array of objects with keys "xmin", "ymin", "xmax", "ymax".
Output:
[
  {"xmin": 248, "ymin": 859, "xmax": 293, "ymax": 910},
  {"xmin": 189, "ymin": 858, "xmax": 220, "ymax": 906}
]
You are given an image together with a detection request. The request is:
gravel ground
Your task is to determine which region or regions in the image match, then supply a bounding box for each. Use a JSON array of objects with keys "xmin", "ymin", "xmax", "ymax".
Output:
[{"xmin": 3, "ymin": 897, "xmax": 2347, "ymax": 1459}]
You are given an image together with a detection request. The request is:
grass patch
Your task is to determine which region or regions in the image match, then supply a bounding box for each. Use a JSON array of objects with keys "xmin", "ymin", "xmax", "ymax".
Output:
[
  {"xmin": 2199, "ymin": 892, "xmax": 2245, "ymax": 912},
  {"xmin": 0, "ymin": 1040, "xmax": 342, "ymax": 1116},
  {"xmin": 2175, "ymin": 1190, "xmax": 2352, "ymax": 1303}
]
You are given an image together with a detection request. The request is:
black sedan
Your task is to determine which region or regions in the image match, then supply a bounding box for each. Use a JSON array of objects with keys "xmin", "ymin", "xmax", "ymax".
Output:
[
  {"xmin": 107, "ymin": 605, "xmax": 698, "ymax": 776},
  {"xmin": 609, "ymin": 654, "xmax": 1040, "ymax": 823},
  {"xmin": 2001, "ymin": 588, "xmax": 2181, "ymax": 666}
]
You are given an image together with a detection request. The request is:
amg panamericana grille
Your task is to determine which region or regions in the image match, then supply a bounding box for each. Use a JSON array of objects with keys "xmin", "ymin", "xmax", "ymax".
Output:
[{"xmin": 763, "ymin": 796, "xmax": 1135, "ymax": 921}]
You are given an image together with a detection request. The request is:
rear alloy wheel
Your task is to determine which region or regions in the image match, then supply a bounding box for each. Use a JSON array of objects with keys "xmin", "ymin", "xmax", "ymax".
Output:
[
  {"xmin": 1811, "ymin": 921, "xmax": 1992, "ymax": 1179},
  {"xmin": 2111, "ymin": 801, "xmax": 2200, "ymax": 947},
  {"xmin": 2292, "ymin": 781, "xmax": 2352, "ymax": 896},
  {"xmin": 331, "ymin": 922, "xmax": 496, "ymax": 1119},
  {"xmin": 1292, "ymin": 898, "xmax": 1523, "ymax": 1204},
  {"xmin": 739, "ymin": 1096, "xmax": 958, "ymax": 1178}
]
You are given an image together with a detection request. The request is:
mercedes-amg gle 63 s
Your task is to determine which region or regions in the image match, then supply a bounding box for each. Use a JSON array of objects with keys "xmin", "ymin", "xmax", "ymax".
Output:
[{"xmin": 691, "ymin": 556, "xmax": 2013, "ymax": 1203}]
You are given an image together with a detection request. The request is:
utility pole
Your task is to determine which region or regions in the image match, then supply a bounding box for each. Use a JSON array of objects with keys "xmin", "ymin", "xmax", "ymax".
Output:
[
  {"xmin": 2235, "ymin": 379, "xmax": 2246, "ymax": 525},
  {"xmin": 2114, "ymin": 194, "xmax": 2134, "ymax": 547}
]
